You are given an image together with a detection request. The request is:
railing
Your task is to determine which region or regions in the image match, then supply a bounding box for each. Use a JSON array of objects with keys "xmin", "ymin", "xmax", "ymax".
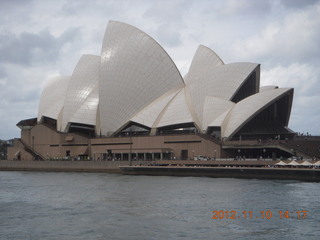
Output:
[
  {"xmin": 222, "ymin": 139, "xmax": 320, "ymax": 159},
  {"xmin": 18, "ymin": 139, "xmax": 46, "ymax": 160},
  {"xmin": 197, "ymin": 133, "xmax": 221, "ymax": 144},
  {"xmin": 280, "ymin": 140, "xmax": 320, "ymax": 159}
]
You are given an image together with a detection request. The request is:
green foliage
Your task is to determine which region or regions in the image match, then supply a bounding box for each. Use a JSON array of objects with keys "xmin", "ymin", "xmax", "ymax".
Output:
[{"xmin": 0, "ymin": 140, "xmax": 8, "ymax": 160}]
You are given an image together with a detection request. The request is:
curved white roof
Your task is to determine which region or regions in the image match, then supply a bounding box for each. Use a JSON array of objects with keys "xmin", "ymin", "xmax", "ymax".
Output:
[
  {"xmin": 222, "ymin": 88, "xmax": 293, "ymax": 138},
  {"xmin": 184, "ymin": 45, "xmax": 224, "ymax": 85},
  {"xmin": 131, "ymin": 88, "xmax": 182, "ymax": 128},
  {"xmin": 37, "ymin": 76, "xmax": 70, "ymax": 122},
  {"xmin": 187, "ymin": 62, "xmax": 259, "ymax": 101},
  {"xmin": 260, "ymin": 86, "xmax": 278, "ymax": 92},
  {"xmin": 99, "ymin": 20, "xmax": 185, "ymax": 135},
  {"xmin": 37, "ymin": 20, "xmax": 294, "ymax": 139},
  {"xmin": 202, "ymin": 96, "xmax": 235, "ymax": 130},
  {"xmin": 185, "ymin": 45, "xmax": 259, "ymax": 127},
  {"xmin": 69, "ymin": 85, "xmax": 99, "ymax": 126},
  {"xmin": 155, "ymin": 88, "xmax": 193, "ymax": 128},
  {"xmin": 60, "ymin": 55, "xmax": 100, "ymax": 132},
  {"xmin": 208, "ymin": 109, "xmax": 231, "ymax": 128}
]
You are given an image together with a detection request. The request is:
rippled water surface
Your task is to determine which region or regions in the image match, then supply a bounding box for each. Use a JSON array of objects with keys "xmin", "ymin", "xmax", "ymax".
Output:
[{"xmin": 0, "ymin": 171, "xmax": 319, "ymax": 240}]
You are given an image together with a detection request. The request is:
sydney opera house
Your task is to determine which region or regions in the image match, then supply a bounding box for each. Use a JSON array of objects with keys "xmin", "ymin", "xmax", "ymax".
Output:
[{"xmin": 8, "ymin": 21, "xmax": 301, "ymax": 161}]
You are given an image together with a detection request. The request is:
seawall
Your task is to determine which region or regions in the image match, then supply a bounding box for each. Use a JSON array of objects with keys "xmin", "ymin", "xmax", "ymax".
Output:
[
  {"xmin": 2, "ymin": 160, "xmax": 320, "ymax": 182},
  {"xmin": 120, "ymin": 166, "xmax": 320, "ymax": 182},
  {"xmin": 0, "ymin": 159, "xmax": 270, "ymax": 173},
  {"xmin": 0, "ymin": 160, "xmax": 128, "ymax": 173}
]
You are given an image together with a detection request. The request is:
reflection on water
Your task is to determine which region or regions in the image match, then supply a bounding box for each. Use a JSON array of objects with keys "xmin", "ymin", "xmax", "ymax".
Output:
[{"xmin": 0, "ymin": 172, "xmax": 319, "ymax": 240}]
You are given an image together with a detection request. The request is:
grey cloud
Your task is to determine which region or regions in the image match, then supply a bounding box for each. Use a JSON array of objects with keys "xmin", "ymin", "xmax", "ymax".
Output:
[
  {"xmin": 222, "ymin": 0, "xmax": 273, "ymax": 18},
  {"xmin": 0, "ymin": 65, "xmax": 7, "ymax": 78},
  {"xmin": 61, "ymin": 0, "xmax": 86, "ymax": 15},
  {"xmin": 143, "ymin": 1, "xmax": 190, "ymax": 47},
  {"xmin": 231, "ymin": 4, "xmax": 320, "ymax": 69},
  {"xmin": 0, "ymin": 75, "xmax": 40, "ymax": 104},
  {"xmin": 280, "ymin": 0, "xmax": 320, "ymax": 8},
  {"xmin": 142, "ymin": 0, "xmax": 191, "ymax": 34},
  {"xmin": 0, "ymin": 0, "xmax": 35, "ymax": 14},
  {"xmin": 0, "ymin": 100, "xmax": 37, "ymax": 139},
  {"xmin": 143, "ymin": 0, "xmax": 190, "ymax": 22},
  {"xmin": 60, "ymin": 0, "xmax": 119, "ymax": 18},
  {"xmin": 0, "ymin": 0, "xmax": 35, "ymax": 24},
  {"xmin": 6, "ymin": 87, "xmax": 40, "ymax": 104},
  {"xmin": 155, "ymin": 24, "xmax": 182, "ymax": 47},
  {"xmin": 0, "ymin": 0, "xmax": 34, "ymax": 8},
  {"xmin": 0, "ymin": 27, "xmax": 81, "ymax": 66}
]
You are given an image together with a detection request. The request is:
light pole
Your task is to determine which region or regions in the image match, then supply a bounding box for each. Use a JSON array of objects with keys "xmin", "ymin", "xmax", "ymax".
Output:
[{"xmin": 129, "ymin": 130, "xmax": 132, "ymax": 166}]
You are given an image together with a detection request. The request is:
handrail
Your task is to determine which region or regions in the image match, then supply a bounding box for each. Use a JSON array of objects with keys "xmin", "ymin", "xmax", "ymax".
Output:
[{"xmin": 18, "ymin": 139, "xmax": 46, "ymax": 160}]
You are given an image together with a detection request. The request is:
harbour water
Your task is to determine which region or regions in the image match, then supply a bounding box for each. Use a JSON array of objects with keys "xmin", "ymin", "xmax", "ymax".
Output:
[{"xmin": 0, "ymin": 171, "xmax": 319, "ymax": 240}]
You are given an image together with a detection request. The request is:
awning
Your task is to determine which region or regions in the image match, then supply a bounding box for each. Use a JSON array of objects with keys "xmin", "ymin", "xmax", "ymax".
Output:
[
  {"xmin": 275, "ymin": 160, "xmax": 287, "ymax": 166},
  {"xmin": 301, "ymin": 161, "xmax": 312, "ymax": 166},
  {"xmin": 313, "ymin": 161, "xmax": 320, "ymax": 166},
  {"xmin": 287, "ymin": 160, "xmax": 300, "ymax": 166}
]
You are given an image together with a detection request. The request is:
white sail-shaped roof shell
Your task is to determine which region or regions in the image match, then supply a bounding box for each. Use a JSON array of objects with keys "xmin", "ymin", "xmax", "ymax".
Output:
[
  {"xmin": 202, "ymin": 96, "xmax": 235, "ymax": 130},
  {"xmin": 37, "ymin": 76, "xmax": 70, "ymax": 122},
  {"xmin": 208, "ymin": 109, "xmax": 231, "ymax": 128},
  {"xmin": 131, "ymin": 88, "xmax": 182, "ymax": 128},
  {"xmin": 260, "ymin": 86, "xmax": 278, "ymax": 92},
  {"xmin": 222, "ymin": 88, "xmax": 293, "ymax": 139},
  {"xmin": 60, "ymin": 55, "xmax": 100, "ymax": 132},
  {"xmin": 69, "ymin": 85, "xmax": 99, "ymax": 126},
  {"xmin": 99, "ymin": 20, "xmax": 185, "ymax": 136},
  {"xmin": 155, "ymin": 89, "xmax": 193, "ymax": 128},
  {"xmin": 207, "ymin": 63, "xmax": 259, "ymax": 99},
  {"xmin": 184, "ymin": 45, "xmax": 259, "ymax": 128},
  {"xmin": 184, "ymin": 45, "xmax": 224, "ymax": 83}
]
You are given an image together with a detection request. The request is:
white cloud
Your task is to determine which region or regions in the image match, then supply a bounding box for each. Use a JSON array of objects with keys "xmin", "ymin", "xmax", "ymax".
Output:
[
  {"xmin": 261, "ymin": 63, "xmax": 320, "ymax": 134},
  {"xmin": 222, "ymin": 0, "xmax": 273, "ymax": 17},
  {"xmin": 261, "ymin": 63, "xmax": 319, "ymax": 93},
  {"xmin": 232, "ymin": 3, "xmax": 320, "ymax": 65}
]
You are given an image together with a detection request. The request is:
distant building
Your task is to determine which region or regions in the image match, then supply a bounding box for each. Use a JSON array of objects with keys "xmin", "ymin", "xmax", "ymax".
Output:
[{"xmin": 8, "ymin": 21, "xmax": 298, "ymax": 161}]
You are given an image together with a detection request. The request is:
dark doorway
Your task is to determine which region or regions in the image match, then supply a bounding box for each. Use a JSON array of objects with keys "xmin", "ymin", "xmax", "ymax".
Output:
[{"xmin": 181, "ymin": 149, "xmax": 188, "ymax": 160}]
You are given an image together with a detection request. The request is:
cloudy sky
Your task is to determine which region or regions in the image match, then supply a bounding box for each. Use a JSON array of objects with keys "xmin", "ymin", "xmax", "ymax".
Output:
[{"xmin": 0, "ymin": 0, "xmax": 320, "ymax": 139}]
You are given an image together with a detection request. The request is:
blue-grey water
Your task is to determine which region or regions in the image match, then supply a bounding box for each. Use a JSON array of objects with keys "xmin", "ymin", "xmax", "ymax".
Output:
[{"xmin": 0, "ymin": 172, "xmax": 319, "ymax": 240}]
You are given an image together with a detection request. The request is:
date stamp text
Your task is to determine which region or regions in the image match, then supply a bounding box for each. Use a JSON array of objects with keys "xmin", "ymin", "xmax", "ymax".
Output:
[{"xmin": 211, "ymin": 210, "xmax": 309, "ymax": 220}]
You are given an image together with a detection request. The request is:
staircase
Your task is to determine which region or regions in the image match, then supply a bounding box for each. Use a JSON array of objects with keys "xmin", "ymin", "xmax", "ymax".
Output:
[
  {"xmin": 222, "ymin": 138, "xmax": 320, "ymax": 159},
  {"xmin": 19, "ymin": 139, "xmax": 46, "ymax": 161},
  {"xmin": 279, "ymin": 140, "xmax": 320, "ymax": 159}
]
